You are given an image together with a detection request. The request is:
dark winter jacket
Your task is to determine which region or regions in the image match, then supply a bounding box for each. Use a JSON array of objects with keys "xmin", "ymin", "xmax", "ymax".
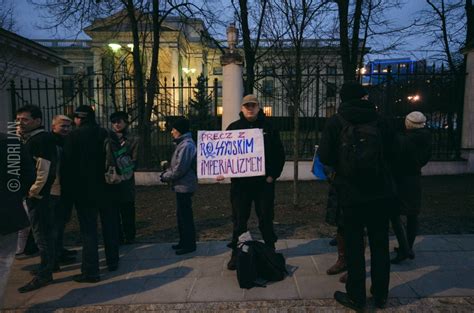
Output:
[
  {"xmin": 62, "ymin": 120, "xmax": 108, "ymax": 205},
  {"xmin": 226, "ymin": 110, "xmax": 285, "ymax": 184},
  {"xmin": 21, "ymin": 127, "xmax": 57, "ymax": 199},
  {"xmin": 393, "ymin": 128, "xmax": 432, "ymax": 215},
  {"xmin": 318, "ymin": 99, "xmax": 396, "ymax": 208},
  {"xmin": 0, "ymin": 132, "xmax": 35, "ymax": 235},
  {"xmin": 161, "ymin": 132, "xmax": 198, "ymax": 193}
]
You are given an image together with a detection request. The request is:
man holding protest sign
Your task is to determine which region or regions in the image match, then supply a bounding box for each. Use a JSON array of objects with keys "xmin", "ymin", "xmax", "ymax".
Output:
[{"xmin": 223, "ymin": 94, "xmax": 285, "ymax": 271}]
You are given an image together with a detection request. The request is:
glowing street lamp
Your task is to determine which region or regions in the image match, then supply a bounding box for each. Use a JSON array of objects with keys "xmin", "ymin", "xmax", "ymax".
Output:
[
  {"xmin": 108, "ymin": 43, "xmax": 122, "ymax": 52},
  {"xmin": 407, "ymin": 94, "xmax": 421, "ymax": 102},
  {"xmin": 127, "ymin": 43, "xmax": 134, "ymax": 51}
]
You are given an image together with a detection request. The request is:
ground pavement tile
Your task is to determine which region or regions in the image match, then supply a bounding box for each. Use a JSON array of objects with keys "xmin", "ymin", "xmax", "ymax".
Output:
[
  {"xmin": 132, "ymin": 276, "xmax": 196, "ymax": 304},
  {"xmin": 412, "ymin": 236, "xmax": 459, "ymax": 252},
  {"xmin": 285, "ymin": 255, "xmax": 319, "ymax": 276},
  {"xmin": 282, "ymin": 239, "xmax": 331, "ymax": 256},
  {"xmin": 310, "ymin": 253, "xmax": 339, "ymax": 275},
  {"xmin": 180, "ymin": 256, "xmax": 226, "ymax": 278},
  {"xmin": 1, "ymin": 283, "xmax": 36, "ymax": 309},
  {"xmin": 243, "ymin": 275, "xmax": 300, "ymax": 301},
  {"xmin": 443, "ymin": 235, "xmax": 474, "ymax": 251},
  {"xmin": 207, "ymin": 241, "xmax": 231, "ymax": 257},
  {"xmin": 120, "ymin": 243, "xmax": 175, "ymax": 260},
  {"xmin": 188, "ymin": 275, "xmax": 245, "ymax": 302},
  {"xmin": 21, "ymin": 280, "xmax": 87, "ymax": 309},
  {"xmin": 295, "ymin": 273, "xmax": 344, "ymax": 299},
  {"xmin": 396, "ymin": 269, "xmax": 474, "ymax": 297},
  {"xmin": 126, "ymin": 258, "xmax": 185, "ymax": 279}
]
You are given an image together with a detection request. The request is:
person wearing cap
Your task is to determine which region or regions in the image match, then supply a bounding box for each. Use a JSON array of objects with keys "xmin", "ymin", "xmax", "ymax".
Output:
[
  {"xmin": 62, "ymin": 105, "xmax": 120, "ymax": 283},
  {"xmin": 390, "ymin": 111, "xmax": 431, "ymax": 264},
  {"xmin": 15, "ymin": 105, "xmax": 58, "ymax": 293},
  {"xmin": 108, "ymin": 111, "xmax": 139, "ymax": 245},
  {"xmin": 224, "ymin": 94, "xmax": 286, "ymax": 271},
  {"xmin": 160, "ymin": 117, "xmax": 198, "ymax": 255},
  {"xmin": 318, "ymin": 82, "xmax": 396, "ymax": 310}
]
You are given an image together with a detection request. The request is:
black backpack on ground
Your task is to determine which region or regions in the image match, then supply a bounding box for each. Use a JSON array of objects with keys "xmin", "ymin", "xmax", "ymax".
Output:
[
  {"xmin": 337, "ymin": 115, "xmax": 384, "ymax": 178},
  {"xmin": 236, "ymin": 241, "xmax": 288, "ymax": 289}
]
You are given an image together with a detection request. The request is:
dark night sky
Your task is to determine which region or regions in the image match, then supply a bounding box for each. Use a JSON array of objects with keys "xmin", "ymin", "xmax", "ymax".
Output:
[{"xmin": 11, "ymin": 0, "xmax": 443, "ymax": 62}]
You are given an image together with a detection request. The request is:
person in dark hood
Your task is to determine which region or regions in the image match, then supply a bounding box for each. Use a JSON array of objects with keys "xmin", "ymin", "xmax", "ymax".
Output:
[
  {"xmin": 318, "ymin": 82, "xmax": 396, "ymax": 311},
  {"xmin": 160, "ymin": 117, "xmax": 198, "ymax": 255},
  {"xmin": 390, "ymin": 111, "xmax": 431, "ymax": 264},
  {"xmin": 223, "ymin": 94, "xmax": 286, "ymax": 271},
  {"xmin": 62, "ymin": 105, "xmax": 119, "ymax": 283},
  {"xmin": 15, "ymin": 105, "xmax": 58, "ymax": 293}
]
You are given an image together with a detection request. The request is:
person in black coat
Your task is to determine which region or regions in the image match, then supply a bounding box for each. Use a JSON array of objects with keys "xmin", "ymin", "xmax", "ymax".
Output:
[
  {"xmin": 318, "ymin": 82, "xmax": 396, "ymax": 311},
  {"xmin": 62, "ymin": 105, "xmax": 119, "ymax": 283},
  {"xmin": 224, "ymin": 94, "xmax": 286, "ymax": 271},
  {"xmin": 390, "ymin": 111, "xmax": 432, "ymax": 264}
]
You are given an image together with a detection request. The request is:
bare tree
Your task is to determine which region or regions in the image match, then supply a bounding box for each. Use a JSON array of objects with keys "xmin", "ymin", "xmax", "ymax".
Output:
[
  {"xmin": 30, "ymin": 0, "xmax": 206, "ymax": 167},
  {"xmin": 0, "ymin": 0, "xmax": 15, "ymax": 30},
  {"xmin": 262, "ymin": 0, "xmax": 329, "ymax": 207}
]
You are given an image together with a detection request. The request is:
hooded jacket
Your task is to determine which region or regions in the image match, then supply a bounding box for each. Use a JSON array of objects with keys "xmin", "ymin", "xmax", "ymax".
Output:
[
  {"xmin": 318, "ymin": 99, "xmax": 396, "ymax": 207},
  {"xmin": 161, "ymin": 132, "xmax": 197, "ymax": 193},
  {"xmin": 226, "ymin": 110, "xmax": 285, "ymax": 183},
  {"xmin": 62, "ymin": 119, "xmax": 108, "ymax": 204}
]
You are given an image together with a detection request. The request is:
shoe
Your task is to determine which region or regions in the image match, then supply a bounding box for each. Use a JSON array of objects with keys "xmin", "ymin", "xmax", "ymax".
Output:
[
  {"xmin": 329, "ymin": 237, "xmax": 338, "ymax": 246},
  {"xmin": 108, "ymin": 264, "xmax": 118, "ymax": 272},
  {"xmin": 175, "ymin": 247, "xmax": 196, "ymax": 255},
  {"xmin": 327, "ymin": 234, "xmax": 347, "ymax": 275},
  {"xmin": 171, "ymin": 244, "xmax": 182, "ymax": 250},
  {"xmin": 18, "ymin": 276, "xmax": 52, "ymax": 293},
  {"xmin": 390, "ymin": 252, "xmax": 409, "ymax": 264},
  {"xmin": 72, "ymin": 274, "xmax": 100, "ymax": 283},
  {"xmin": 339, "ymin": 272, "xmax": 348, "ymax": 283},
  {"xmin": 61, "ymin": 248, "xmax": 78, "ymax": 257},
  {"xmin": 370, "ymin": 285, "xmax": 387, "ymax": 308},
  {"xmin": 227, "ymin": 253, "xmax": 237, "ymax": 271},
  {"xmin": 334, "ymin": 291, "xmax": 365, "ymax": 312}
]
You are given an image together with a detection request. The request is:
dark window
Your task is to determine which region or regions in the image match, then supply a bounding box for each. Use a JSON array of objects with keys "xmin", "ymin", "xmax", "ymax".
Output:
[
  {"xmin": 62, "ymin": 79, "xmax": 74, "ymax": 98},
  {"xmin": 87, "ymin": 66, "xmax": 94, "ymax": 75},
  {"xmin": 87, "ymin": 79, "xmax": 94, "ymax": 98},
  {"xmin": 213, "ymin": 67, "xmax": 222, "ymax": 75},
  {"xmin": 327, "ymin": 66, "xmax": 337, "ymax": 75},
  {"xmin": 262, "ymin": 66, "xmax": 273, "ymax": 76},
  {"xmin": 326, "ymin": 82, "xmax": 336, "ymax": 98},
  {"xmin": 262, "ymin": 80, "xmax": 273, "ymax": 95},
  {"xmin": 63, "ymin": 66, "xmax": 74, "ymax": 75},
  {"xmin": 217, "ymin": 80, "xmax": 222, "ymax": 97}
]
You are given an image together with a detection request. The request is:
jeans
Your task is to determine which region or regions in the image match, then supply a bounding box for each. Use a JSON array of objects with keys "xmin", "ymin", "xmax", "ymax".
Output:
[
  {"xmin": 176, "ymin": 193, "xmax": 196, "ymax": 249},
  {"xmin": 27, "ymin": 196, "xmax": 55, "ymax": 279}
]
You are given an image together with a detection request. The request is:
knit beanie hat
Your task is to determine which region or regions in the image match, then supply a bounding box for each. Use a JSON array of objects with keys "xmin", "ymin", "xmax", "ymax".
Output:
[
  {"xmin": 172, "ymin": 117, "xmax": 190, "ymax": 134},
  {"xmin": 74, "ymin": 105, "xmax": 95, "ymax": 119},
  {"xmin": 405, "ymin": 111, "xmax": 427, "ymax": 129},
  {"xmin": 340, "ymin": 81, "xmax": 368, "ymax": 102}
]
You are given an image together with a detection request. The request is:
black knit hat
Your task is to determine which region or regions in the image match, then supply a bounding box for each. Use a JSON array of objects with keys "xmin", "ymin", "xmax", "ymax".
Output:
[
  {"xmin": 110, "ymin": 111, "xmax": 129, "ymax": 123},
  {"xmin": 340, "ymin": 81, "xmax": 368, "ymax": 102},
  {"xmin": 74, "ymin": 105, "xmax": 95, "ymax": 118},
  {"xmin": 172, "ymin": 117, "xmax": 190, "ymax": 134}
]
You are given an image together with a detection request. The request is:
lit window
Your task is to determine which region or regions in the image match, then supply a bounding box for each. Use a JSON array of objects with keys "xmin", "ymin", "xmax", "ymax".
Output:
[
  {"xmin": 263, "ymin": 106, "xmax": 272, "ymax": 116},
  {"xmin": 217, "ymin": 106, "xmax": 223, "ymax": 115}
]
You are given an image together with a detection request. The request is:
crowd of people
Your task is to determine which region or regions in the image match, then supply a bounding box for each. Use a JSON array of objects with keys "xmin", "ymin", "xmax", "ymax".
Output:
[{"xmin": 0, "ymin": 81, "xmax": 432, "ymax": 312}]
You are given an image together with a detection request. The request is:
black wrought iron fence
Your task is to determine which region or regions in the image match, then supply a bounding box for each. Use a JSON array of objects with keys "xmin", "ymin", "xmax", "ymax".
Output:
[{"xmin": 7, "ymin": 63, "xmax": 464, "ymax": 168}]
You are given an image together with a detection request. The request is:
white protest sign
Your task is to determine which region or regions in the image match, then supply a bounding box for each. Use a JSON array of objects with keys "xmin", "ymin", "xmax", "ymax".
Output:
[{"xmin": 197, "ymin": 129, "xmax": 265, "ymax": 179}]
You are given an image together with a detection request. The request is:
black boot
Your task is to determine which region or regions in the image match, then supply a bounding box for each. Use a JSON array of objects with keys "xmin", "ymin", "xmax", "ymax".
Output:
[
  {"xmin": 334, "ymin": 291, "xmax": 365, "ymax": 312},
  {"xmin": 227, "ymin": 250, "xmax": 237, "ymax": 271}
]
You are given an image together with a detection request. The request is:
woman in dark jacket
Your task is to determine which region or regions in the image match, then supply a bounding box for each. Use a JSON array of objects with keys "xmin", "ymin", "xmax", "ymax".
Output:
[{"xmin": 391, "ymin": 111, "xmax": 432, "ymax": 264}]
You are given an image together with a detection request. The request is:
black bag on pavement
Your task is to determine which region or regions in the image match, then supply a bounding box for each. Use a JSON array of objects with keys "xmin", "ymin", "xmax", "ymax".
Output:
[{"xmin": 236, "ymin": 240, "xmax": 288, "ymax": 289}]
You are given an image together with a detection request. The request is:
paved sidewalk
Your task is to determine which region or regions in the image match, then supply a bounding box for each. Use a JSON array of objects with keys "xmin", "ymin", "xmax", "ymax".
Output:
[{"xmin": 1, "ymin": 235, "xmax": 474, "ymax": 312}]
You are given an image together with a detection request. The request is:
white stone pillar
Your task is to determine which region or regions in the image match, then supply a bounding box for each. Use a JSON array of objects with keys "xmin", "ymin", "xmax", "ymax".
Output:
[
  {"xmin": 221, "ymin": 58, "xmax": 244, "ymax": 130},
  {"xmin": 462, "ymin": 47, "xmax": 474, "ymax": 172},
  {"xmin": 220, "ymin": 23, "xmax": 244, "ymax": 130}
]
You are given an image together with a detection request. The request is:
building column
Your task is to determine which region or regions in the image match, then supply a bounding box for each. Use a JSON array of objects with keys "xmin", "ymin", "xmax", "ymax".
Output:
[
  {"xmin": 220, "ymin": 23, "xmax": 244, "ymax": 130},
  {"xmin": 461, "ymin": 46, "xmax": 474, "ymax": 172}
]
